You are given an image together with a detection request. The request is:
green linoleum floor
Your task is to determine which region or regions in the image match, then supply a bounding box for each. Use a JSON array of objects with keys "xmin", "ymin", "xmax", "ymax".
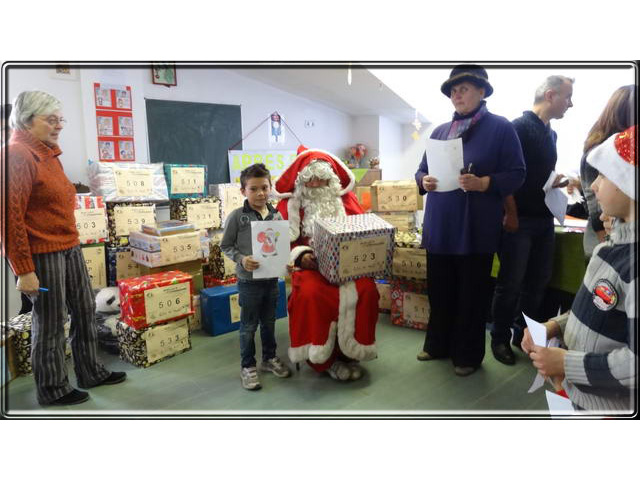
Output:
[{"xmin": 3, "ymin": 314, "xmax": 550, "ymax": 416}]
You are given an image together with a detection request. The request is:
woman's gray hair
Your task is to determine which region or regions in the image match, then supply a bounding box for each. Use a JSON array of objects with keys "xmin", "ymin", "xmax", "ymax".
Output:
[
  {"xmin": 534, "ymin": 76, "xmax": 575, "ymax": 104},
  {"xmin": 9, "ymin": 91, "xmax": 62, "ymax": 131}
]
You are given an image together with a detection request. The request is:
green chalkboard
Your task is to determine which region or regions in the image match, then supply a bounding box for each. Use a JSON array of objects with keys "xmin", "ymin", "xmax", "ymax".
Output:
[{"xmin": 146, "ymin": 99, "xmax": 242, "ymax": 185}]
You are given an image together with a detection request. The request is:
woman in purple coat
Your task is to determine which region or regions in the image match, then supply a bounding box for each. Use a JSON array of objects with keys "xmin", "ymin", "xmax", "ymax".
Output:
[{"xmin": 415, "ymin": 65, "xmax": 526, "ymax": 376}]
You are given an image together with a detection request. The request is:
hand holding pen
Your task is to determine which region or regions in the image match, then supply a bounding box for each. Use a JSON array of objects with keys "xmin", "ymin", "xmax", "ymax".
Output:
[{"xmin": 459, "ymin": 163, "xmax": 490, "ymax": 192}]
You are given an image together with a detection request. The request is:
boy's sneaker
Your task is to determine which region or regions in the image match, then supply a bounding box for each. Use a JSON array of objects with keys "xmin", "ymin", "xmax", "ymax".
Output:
[
  {"xmin": 261, "ymin": 357, "xmax": 292, "ymax": 378},
  {"xmin": 241, "ymin": 367, "xmax": 262, "ymax": 390}
]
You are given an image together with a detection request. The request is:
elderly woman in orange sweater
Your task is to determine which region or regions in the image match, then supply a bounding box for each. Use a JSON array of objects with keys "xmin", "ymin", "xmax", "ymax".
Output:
[{"xmin": 2, "ymin": 91, "xmax": 126, "ymax": 406}]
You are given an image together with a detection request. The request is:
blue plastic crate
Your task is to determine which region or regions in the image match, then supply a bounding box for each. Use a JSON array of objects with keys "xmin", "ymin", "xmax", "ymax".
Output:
[{"xmin": 200, "ymin": 279, "xmax": 287, "ymax": 336}]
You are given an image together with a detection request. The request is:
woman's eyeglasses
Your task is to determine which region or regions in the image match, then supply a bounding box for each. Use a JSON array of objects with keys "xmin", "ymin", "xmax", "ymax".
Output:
[{"xmin": 39, "ymin": 116, "xmax": 67, "ymax": 126}]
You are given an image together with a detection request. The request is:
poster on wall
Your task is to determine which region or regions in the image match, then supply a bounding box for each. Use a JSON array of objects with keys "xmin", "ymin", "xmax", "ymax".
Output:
[
  {"xmin": 94, "ymin": 83, "xmax": 135, "ymax": 162},
  {"xmin": 227, "ymin": 150, "xmax": 296, "ymax": 184},
  {"xmin": 268, "ymin": 112, "xmax": 285, "ymax": 145}
]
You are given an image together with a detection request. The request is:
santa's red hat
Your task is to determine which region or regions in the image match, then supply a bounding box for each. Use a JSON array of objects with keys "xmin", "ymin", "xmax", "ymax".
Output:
[
  {"xmin": 587, "ymin": 126, "xmax": 637, "ymax": 200},
  {"xmin": 273, "ymin": 145, "xmax": 356, "ymax": 198}
]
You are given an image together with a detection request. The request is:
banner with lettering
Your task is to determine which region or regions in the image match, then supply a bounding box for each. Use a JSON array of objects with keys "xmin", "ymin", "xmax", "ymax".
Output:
[{"xmin": 227, "ymin": 150, "xmax": 296, "ymax": 184}]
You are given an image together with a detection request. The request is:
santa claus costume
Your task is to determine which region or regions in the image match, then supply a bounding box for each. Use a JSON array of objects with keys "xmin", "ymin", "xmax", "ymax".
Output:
[{"xmin": 275, "ymin": 145, "xmax": 380, "ymax": 381}]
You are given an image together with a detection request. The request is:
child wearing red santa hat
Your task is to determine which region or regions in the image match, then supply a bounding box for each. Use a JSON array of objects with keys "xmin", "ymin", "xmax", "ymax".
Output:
[
  {"xmin": 275, "ymin": 145, "xmax": 380, "ymax": 381},
  {"xmin": 521, "ymin": 126, "xmax": 636, "ymax": 412}
]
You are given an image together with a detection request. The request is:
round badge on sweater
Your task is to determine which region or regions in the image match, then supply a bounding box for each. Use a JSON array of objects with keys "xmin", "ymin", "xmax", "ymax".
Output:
[{"xmin": 592, "ymin": 279, "xmax": 618, "ymax": 311}]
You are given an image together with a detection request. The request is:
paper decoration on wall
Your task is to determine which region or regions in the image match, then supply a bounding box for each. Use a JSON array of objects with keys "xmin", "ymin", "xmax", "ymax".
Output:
[
  {"xmin": 94, "ymin": 83, "xmax": 136, "ymax": 162},
  {"xmin": 269, "ymin": 112, "xmax": 285, "ymax": 145}
]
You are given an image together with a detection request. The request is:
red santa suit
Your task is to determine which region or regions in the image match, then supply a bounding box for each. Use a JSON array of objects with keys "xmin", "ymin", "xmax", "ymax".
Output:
[{"xmin": 275, "ymin": 146, "xmax": 379, "ymax": 372}]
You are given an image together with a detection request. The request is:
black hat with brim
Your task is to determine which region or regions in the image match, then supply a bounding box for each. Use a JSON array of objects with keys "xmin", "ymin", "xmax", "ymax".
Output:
[{"xmin": 441, "ymin": 64, "xmax": 494, "ymax": 98}]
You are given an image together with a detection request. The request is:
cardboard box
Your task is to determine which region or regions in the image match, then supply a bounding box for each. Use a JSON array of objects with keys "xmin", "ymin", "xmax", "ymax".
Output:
[
  {"xmin": 355, "ymin": 168, "xmax": 382, "ymax": 187},
  {"xmin": 81, "ymin": 243, "xmax": 107, "ymax": 290},
  {"xmin": 164, "ymin": 164, "xmax": 208, "ymax": 199},
  {"xmin": 200, "ymin": 279, "xmax": 287, "ymax": 336},
  {"xmin": 107, "ymin": 246, "xmax": 142, "ymax": 286},
  {"xmin": 117, "ymin": 318, "xmax": 191, "ymax": 368},
  {"xmin": 141, "ymin": 220, "xmax": 195, "ymax": 236},
  {"xmin": 370, "ymin": 180, "xmax": 422, "ymax": 212},
  {"xmin": 392, "ymin": 246, "xmax": 427, "ymax": 280},
  {"xmin": 130, "ymin": 231, "xmax": 201, "ymax": 267},
  {"xmin": 375, "ymin": 212, "xmax": 416, "ymax": 232},
  {"xmin": 375, "ymin": 279, "xmax": 391, "ymax": 313},
  {"xmin": 209, "ymin": 183, "xmax": 244, "ymax": 227},
  {"xmin": 170, "ymin": 196, "xmax": 222, "ymax": 230},
  {"xmin": 118, "ymin": 271, "xmax": 194, "ymax": 330},
  {"xmin": 313, "ymin": 213, "xmax": 396, "ymax": 285},
  {"xmin": 74, "ymin": 195, "xmax": 108, "ymax": 245},
  {"xmin": 390, "ymin": 278, "xmax": 429, "ymax": 330}
]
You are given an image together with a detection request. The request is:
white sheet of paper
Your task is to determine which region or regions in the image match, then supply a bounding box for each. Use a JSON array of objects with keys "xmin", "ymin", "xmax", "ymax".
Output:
[
  {"xmin": 250, "ymin": 220, "xmax": 290, "ymax": 279},
  {"xmin": 545, "ymin": 390, "xmax": 576, "ymax": 416},
  {"xmin": 528, "ymin": 337, "xmax": 561, "ymax": 393},
  {"xmin": 543, "ymin": 171, "xmax": 569, "ymax": 226},
  {"xmin": 425, "ymin": 138, "xmax": 464, "ymax": 192},
  {"xmin": 523, "ymin": 312, "xmax": 547, "ymax": 347}
]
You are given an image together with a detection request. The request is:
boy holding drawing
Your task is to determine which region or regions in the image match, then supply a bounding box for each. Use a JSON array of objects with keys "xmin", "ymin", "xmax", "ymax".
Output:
[
  {"xmin": 522, "ymin": 126, "xmax": 636, "ymax": 412},
  {"xmin": 221, "ymin": 163, "xmax": 292, "ymax": 390}
]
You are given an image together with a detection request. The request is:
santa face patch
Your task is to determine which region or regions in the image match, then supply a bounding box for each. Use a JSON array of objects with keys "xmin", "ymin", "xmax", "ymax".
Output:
[{"xmin": 592, "ymin": 279, "xmax": 618, "ymax": 311}]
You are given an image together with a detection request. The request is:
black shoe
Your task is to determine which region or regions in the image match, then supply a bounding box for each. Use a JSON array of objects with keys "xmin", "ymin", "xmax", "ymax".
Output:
[
  {"xmin": 48, "ymin": 389, "xmax": 90, "ymax": 406},
  {"xmin": 492, "ymin": 343, "xmax": 516, "ymax": 365},
  {"xmin": 511, "ymin": 331, "xmax": 524, "ymax": 351},
  {"xmin": 79, "ymin": 371, "xmax": 127, "ymax": 388}
]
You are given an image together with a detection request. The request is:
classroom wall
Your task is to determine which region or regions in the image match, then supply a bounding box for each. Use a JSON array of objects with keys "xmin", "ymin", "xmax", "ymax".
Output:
[{"xmin": 378, "ymin": 115, "xmax": 405, "ymax": 181}]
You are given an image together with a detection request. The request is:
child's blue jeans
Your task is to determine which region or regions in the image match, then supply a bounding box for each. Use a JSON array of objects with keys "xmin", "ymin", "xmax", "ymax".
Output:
[{"xmin": 237, "ymin": 278, "xmax": 279, "ymax": 368}]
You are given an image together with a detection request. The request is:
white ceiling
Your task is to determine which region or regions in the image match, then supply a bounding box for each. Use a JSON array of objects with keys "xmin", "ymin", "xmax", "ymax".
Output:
[{"xmin": 233, "ymin": 66, "xmax": 421, "ymax": 125}]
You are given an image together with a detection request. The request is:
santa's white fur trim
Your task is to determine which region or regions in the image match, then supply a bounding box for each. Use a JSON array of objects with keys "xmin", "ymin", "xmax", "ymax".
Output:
[
  {"xmin": 287, "ymin": 197, "xmax": 301, "ymax": 241},
  {"xmin": 290, "ymin": 245, "xmax": 313, "ymax": 265},
  {"xmin": 272, "ymin": 148, "xmax": 356, "ymax": 199},
  {"xmin": 288, "ymin": 322, "xmax": 337, "ymax": 364},
  {"xmin": 337, "ymin": 281, "xmax": 377, "ymax": 361}
]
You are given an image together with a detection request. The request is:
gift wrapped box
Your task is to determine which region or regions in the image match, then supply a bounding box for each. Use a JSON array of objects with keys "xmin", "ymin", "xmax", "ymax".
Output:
[
  {"xmin": 106, "ymin": 202, "xmax": 157, "ymax": 247},
  {"xmin": 7, "ymin": 313, "xmax": 71, "ymax": 376},
  {"xmin": 88, "ymin": 161, "xmax": 169, "ymax": 203},
  {"xmin": 1, "ymin": 328, "xmax": 18, "ymax": 387},
  {"xmin": 130, "ymin": 231, "xmax": 201, "ymax": 267},
  {"xmin": 81, "ymin": 243, "xmax": 107, "ymax": 290},
  {"xmin": 392, "ymin": 247, "xmax": 427, "ymax": 280},
  {"xmin": 141, "ymin": 220, "xmax": 195, "ymax": 237},
  {"xmin": 203, "ymin": 230, "xmax": 237, "ymax": 280},
  {"xmin": 74, "ymin": 195, "xmax": 108, "ymax": 244},
  {"xmin": 187, "ymin": 295, "xmax": 201, "ymax": 331},
  {"xmin": 169, "ymin": 196, "xmax": 221, "ymax": 230},
  {"xmin": 375, "ymin": 212, "xmax": 417, "ymax": 232},
  {"xmin": 139, "ymin": 259, "xmax": 204, "ymax": 293},
  {"xmin": 118, "ymin": 271, "xmax": 194, "ymax": 330},
  {"xmin": 107, "ymin": 246, "xmax": 142, "ymax": 286},
  {"xmin": 354, "ymin": 168, "xmax": 382, "ymax": 187},
  {"xmin": 313, "ymin": 213, "xmax": 396, "ymax": 285},
  {"xmin": 375, "ymin": 279, "xmax": 392, "ymax": 313},
  {"xmin": 390, "ymin": 278, "xmax": 429, "ymax": 330},
  {"xmin": 116, "ymin": 318, "xmax": 191, "ymax": 368},
  {"xmin": 394, "ymin": 230, "xmax": 422, "ymax": 248},
  {"xmin": 370, "ymin": 180, "xmax": 422, "ymax": 212},
  {"xmin": 200, "ymin": 279, "xmax": 287, "ymax": 336},
  {"xmin": 209, "ymin": 183, "xmax": 244, "ymax": 227},
  {"xmin": 164, "ymin": 164, "xmax": 208, "ymax": 199},
  {"xmin": 354, "ymin": 186, "xmax": 372, "ymax": 212}
]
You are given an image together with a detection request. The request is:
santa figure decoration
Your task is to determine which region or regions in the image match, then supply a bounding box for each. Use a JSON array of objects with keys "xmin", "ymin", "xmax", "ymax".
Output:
[
  {"xmin": 257, "ymin": 228, "xmax": 279, "ymax": 257},
  {"xmin": 274, "ymin": 145, "xmax": 380, "ymax": 382}
]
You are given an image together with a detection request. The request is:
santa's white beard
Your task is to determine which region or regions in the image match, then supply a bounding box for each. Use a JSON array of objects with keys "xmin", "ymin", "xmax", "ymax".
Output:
[{"xmin": 296, "ymin": 185, "xmax": 346, "ymax": 238}]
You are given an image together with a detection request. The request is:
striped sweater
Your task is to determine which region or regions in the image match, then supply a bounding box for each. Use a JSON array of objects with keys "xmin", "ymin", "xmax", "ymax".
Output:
[{"xmin": 554, "ymin": 220, "xmax": 636, "ymax": 412}]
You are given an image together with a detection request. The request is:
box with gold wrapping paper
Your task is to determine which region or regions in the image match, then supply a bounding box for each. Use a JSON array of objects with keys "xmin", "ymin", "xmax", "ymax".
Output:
[
  {"xmin": 106, "ymin": 202, "xmax": 157, "ymax": 247},
  {"xmin": 370, "ymin": 180, "xmax": 422, "ymax": 212},
  {"xmin": 107, "ymin": 246, "xmax": 142, "ymax": 286},
  {"xmin": 118, "ymin": 271, "xmax": 194, "ymax": 330},
  {"xmin": 116, "ymin": 318, "xmax": 191, "ymax": 368},
  {"xmin": 390, "ymin": 278, "xmax": 430, "ymax": 330}
]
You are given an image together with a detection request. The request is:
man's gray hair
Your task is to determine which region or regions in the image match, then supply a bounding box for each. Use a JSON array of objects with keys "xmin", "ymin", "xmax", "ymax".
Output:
[
  {"xmin": 534, "ymin": 76, "xmax": 575, "ymax": 104},
  {"xmin": 9, "ymin": 91, "xmax": 62, "ymax": 131}
]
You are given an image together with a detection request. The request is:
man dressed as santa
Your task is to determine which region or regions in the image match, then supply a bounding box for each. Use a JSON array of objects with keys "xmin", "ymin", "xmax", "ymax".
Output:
[{"xmin": 275, "ymin": 145, "xmax": 380, "ymax": 381}]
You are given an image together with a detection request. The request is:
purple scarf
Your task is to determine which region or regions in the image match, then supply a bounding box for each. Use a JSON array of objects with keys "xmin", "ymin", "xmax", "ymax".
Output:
[{"xmin": 447, "ymin": 101, "xmax": 488, "ymax": 140}]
